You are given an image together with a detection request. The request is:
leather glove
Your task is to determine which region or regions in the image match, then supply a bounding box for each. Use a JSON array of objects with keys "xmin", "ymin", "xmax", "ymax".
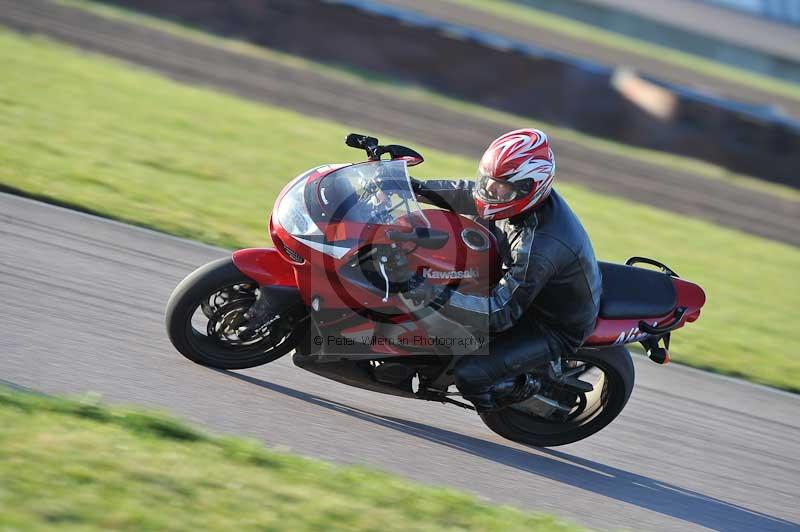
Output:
[
  {"xmin": 402, "ymin": 273, "xmax": 430, "ymax": 305},
  {"xmin": 401, "ymin": 274, "xmax": 448, "ymax": 309}
]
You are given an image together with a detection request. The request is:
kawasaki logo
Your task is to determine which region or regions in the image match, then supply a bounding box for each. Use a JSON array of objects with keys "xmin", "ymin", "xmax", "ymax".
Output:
[{"xmin": 422, "ymin": 268, "xmax": 480, "ymax": 279}]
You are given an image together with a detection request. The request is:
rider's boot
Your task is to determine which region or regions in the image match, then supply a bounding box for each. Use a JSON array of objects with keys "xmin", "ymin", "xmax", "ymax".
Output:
[
  {"xmin": 461, "ymin": 374, "xmax": 542, "ymax": 412},
  {"xmin": 491, "ymin": 373, "xmax": 542, "ymax": 407},
  {"xmin": 452, "ymin": 320, "xmax": 561, "ymax": 411}
]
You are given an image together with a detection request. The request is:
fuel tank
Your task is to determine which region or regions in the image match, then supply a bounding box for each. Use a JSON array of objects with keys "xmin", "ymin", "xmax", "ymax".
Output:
[{"xmin": 406, "ymin": 209, "xmax": 501, "ymax": 295}]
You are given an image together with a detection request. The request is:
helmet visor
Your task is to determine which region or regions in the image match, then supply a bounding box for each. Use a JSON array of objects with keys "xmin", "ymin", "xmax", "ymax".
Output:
[{"xmin": 476, "ymin": 175, "xmax": 524, "ymax": 204}]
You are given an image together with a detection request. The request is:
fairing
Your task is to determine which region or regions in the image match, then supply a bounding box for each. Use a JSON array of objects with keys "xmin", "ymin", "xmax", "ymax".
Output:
[
  {"xmin": 231, "ymin": 248, "xmax": 296, "ymax": 287},
  {"xmin": 405, "ymin": 210, "xmax": 500, "ymax": 293}
]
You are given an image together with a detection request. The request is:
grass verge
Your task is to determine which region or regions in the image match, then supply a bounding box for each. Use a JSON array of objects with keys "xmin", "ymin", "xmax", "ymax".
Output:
[
  {"xmin": 1, "ymin": 29, "xmax": 798, "ymax": 391},
  {"xmin": 0, "ymin": 386, "xmax": 582, "ymax": 531},
  {"xmin": 55, "ymin": 0, "xmax": 800, "ymax": 203},
  {"xmin": 447, "ymin": 0, "xmax": 800, "ymax": 103}
]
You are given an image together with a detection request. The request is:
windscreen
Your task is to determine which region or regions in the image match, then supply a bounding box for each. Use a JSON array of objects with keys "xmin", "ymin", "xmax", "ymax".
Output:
[{"xmin": 317, "ymin": 161, "xmax": 430, "ymax": 228}]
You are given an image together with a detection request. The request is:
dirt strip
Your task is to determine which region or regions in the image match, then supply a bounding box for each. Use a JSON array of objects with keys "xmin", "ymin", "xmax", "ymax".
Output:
[
  {"xmin": 381, "ymin": 0, "xmax": 800, "ymax": 119},
  {"xmin": 1, "ymin": 0, "xmax": 798, "ymax": 246}
]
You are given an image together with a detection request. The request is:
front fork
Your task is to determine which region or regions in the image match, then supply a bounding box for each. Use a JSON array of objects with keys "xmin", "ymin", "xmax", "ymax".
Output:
[{"xmin": 231, "ymin": 247, "xmax": 307, "ymax": 340}]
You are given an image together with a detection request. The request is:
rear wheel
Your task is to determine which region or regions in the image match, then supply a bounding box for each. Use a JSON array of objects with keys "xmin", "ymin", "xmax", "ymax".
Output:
[
  {"xmin": 165, "ymin": 258, "xmax": 299, "ymax": 369},
  {"xmin": 480, "ymin": 346, "xmax": 635, "ymax": 447}
]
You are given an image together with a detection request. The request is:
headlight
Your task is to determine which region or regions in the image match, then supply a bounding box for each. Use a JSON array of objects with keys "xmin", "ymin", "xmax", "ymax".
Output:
[{"xmin": 275, "ymin": 179, "xmax": 321, "ymax": 237}]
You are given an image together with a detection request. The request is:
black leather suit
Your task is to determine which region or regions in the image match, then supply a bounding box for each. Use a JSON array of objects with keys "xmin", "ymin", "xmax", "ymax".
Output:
[{"xmin": 414, "ymin": 179, "xmax": 603, "ymax": 400}]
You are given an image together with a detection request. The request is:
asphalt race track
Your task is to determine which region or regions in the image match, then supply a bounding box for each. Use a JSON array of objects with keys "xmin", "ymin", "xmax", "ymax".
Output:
[
  {"xmin": 2, "ymin": 193, "xmax": 799, "ymax": 531},
  {"xmin": 2, "ymin": 0, "xmax": 799, "ymax": 248}
]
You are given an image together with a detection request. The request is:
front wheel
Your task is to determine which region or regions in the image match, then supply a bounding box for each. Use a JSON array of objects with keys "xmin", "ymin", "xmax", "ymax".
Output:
[
  {"xmin": 480, "ymin": 346, "xmax": 635, "ymax": 447},
  {"xmin": 165, "ymin": 257, "xmax": 299, "ymax": 369}
]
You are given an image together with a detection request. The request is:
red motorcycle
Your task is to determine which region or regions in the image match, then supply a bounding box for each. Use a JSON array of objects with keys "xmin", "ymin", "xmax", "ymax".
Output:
[{"xmin": 166, "ymin": 134, "xmax": 706, "ymax": 446}]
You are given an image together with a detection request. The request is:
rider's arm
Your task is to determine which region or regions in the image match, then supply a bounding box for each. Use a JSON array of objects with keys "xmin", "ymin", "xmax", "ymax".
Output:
[
  {"xmin": 436, "ymin": 228, "xmax": 557, "ymax": 333},
  {"xmin": 411, "ymin": 178, "xmax": 478, "ymax": 216}
]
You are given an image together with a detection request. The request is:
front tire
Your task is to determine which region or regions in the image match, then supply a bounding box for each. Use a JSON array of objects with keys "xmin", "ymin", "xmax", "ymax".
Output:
[
  {"xmin": 480, "ymin": 346, "xmax": 635, "ymax": 447},
  {"xmin": 165, "ymin": 257, "xmax": 297, "ymax": 369}
]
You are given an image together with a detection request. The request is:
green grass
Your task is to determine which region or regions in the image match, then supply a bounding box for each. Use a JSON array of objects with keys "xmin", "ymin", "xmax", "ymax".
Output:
[
  {"xmin": 0, "ymin": 386, "xmax": 582, "ymax": 531},
  {"xmin": 447, "ymin": 0, "xmax": 800, "ymax": 103},
  {"xmin": 1, "ymin": 29, "xmax": 798, "ymax": 391},
  {"xmin": 55, "ymin": 0, "xmax": 800, "ymax": 203}
]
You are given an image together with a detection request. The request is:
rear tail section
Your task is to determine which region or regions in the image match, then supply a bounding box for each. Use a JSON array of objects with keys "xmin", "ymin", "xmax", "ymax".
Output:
[{"xmin": 585, "ymin": 257, "xmax": 706, "ymax": 364}]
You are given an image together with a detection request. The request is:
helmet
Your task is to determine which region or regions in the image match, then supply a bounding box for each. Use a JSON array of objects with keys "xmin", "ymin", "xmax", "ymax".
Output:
[{"xmin": 473, "ymin": 128, "xmax": 555, "ymax": 220}]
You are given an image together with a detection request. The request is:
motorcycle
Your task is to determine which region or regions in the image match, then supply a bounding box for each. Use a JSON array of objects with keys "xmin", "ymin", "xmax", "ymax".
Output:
[{"xmin": 166, "ymin": 133, "xmax": 706, "ymax": 447}]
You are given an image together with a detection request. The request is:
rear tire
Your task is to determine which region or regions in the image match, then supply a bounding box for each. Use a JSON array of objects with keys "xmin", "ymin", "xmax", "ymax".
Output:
[
  {"xmin": 165, "ymin": 257, "xmax": 297, "ymax": 369},
  {"xmin": 480, "ymin": 346, "xmax": 635, "ymax": 447}
]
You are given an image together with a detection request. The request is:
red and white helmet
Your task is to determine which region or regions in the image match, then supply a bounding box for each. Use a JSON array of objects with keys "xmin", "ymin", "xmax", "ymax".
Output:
[{"xmin": 473, "ymin": 128, "xmax": 555, "ymax": 220}]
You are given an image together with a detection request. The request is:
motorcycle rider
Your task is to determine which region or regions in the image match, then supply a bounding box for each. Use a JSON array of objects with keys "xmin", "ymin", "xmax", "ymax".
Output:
[{"xmin": 409, "ymin": 129, "xmax": 602, "ymax": 411}]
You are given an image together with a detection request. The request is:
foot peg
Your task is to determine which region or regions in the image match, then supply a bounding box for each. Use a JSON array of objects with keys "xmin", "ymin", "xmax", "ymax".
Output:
[
  {"xmin": 562, "ymin": 376, "xmax": 594, "ymax": 393},
  {"xmin": 546, "ymin": 358, "xmax": 593, "ymax": 392}
]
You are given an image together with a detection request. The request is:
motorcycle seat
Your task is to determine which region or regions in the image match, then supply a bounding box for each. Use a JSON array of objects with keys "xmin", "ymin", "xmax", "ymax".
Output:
[{"xmin": 598, "ymin": 262, "xmax": 677, "ymax": 319}]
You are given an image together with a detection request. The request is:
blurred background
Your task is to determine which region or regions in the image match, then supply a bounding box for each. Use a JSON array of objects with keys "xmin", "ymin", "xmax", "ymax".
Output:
[{"xmin": 1, "ymin": 1, "xmax": 798, "ymax": 530}]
